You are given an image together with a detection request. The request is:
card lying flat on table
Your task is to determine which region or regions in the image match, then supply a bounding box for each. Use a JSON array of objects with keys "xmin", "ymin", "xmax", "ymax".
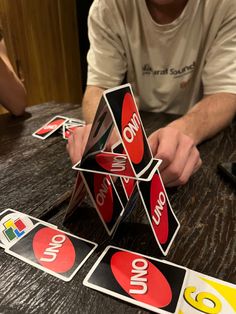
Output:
[
  {"xmin": 0, "ymin": 209, "xmax": 55, "ymax": 249},
  {"xmin": 6, "ymin": 223, "xmax": 97, "ymax": 281},
  {"xmin": 83, "ymin": 245, "xmax": 188, "ymax": 314},
  {"xmin": 179, "ymin": 269, "xmax": 236, "ymax": 314},
  {"xmin": 84, "ymin": 245, "xmax": 236, "ymax": 313},
  {"xmin": 32, "ymin": 115, "xmax": 69, "ymax": 139}
]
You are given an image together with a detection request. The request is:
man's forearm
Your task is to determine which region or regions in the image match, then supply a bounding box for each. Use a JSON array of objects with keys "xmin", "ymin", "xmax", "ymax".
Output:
[
  {"xmin": 82, "ymin": 85, "xmax": 105, "ymax": 123},
  {"xmin": 168, "ymin": 93, "xmax": 236, "ymax": 145}
]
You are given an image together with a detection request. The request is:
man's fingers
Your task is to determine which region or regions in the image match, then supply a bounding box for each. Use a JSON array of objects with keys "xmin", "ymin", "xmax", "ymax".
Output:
[
  {"xmin": 165, "ymin": 148, "xmax": 201, "ymax": 187},
  {"xmin": 66, "ymin": 124, "xmax": 91, "ymax": 165},
  {"xmin": 148, "ymin": 126, "xmax": 202, "ymax": 187},
  {"xmin": 149, "ymin": 128, "xmax": 179, "ymax": 171},
  {"xmin": 160, "ymin": 135, "xmax": 196, "ymax": 183}
]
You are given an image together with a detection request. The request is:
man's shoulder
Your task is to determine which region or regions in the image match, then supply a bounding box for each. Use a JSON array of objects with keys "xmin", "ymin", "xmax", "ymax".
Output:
[
  {"xmin": 205, "ymin": 0, "xmax": 236, "ymax": 12},
  {"xmin": 90, "ymin": 0, "xmax": 136, "ymax": 12}
]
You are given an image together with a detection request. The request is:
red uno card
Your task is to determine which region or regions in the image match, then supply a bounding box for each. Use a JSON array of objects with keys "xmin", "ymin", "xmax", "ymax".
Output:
[
  {"xmin": 75, "ymin": 152, "xmax": 136, "ymax": 179},
  {"xmin": 32, "ymin": 115, "xmax": 68, "ymax": 139},
  {"xmin": 80, "ymin": 96, "xmax": 114, "ymax": 163},
  {"xmin": 64, "ymin": 172, "xmax": 87, "ymax": 222},
  {"xmin": 83, "ymin": 246, "xmax": 188, "ymax": 314},
  {"xmin": 81, "ymin": 172, "xmax": 124, "ymax": 235},
  {"xmin": 62, "ymin": 119, "xmax": 85, "ymax": 140},
  {"xmin": 111, "ymin": 141, "xmax": 136, "ymax": 198},
  {"xmin": 104, "ymin": 84, "xmax": 153, "ymax": 178},
  {"xmin": 137, "ymin": 170, "xmax": 180, "ymax": 256},
  {"xmin": 6, "ymin": 223, "xmax": 97, "ymax": 281}
]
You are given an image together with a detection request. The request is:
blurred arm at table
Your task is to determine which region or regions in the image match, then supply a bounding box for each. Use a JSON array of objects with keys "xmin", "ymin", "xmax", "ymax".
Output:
[{"xmin": 0, "ymin": 39, "xmax": 27, "ymax": 116}]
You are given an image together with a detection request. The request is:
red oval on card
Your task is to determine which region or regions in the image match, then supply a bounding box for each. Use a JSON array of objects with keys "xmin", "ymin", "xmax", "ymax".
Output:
[
  {"xmin": 33, "ymin": 227, "xmax": 75, "ymax": 273},
  {"xmin": 122, "ymin": 177, "xmax": 135, "ymax": 198},
  {"xmin": 111, "ymin": 251, "xmax": 172, "ymax": 307},
  {"xmin": 94, "ymin": 173, "xmax": 113, "ymax": 223},
  {"xmin": 95, "ymin": 153, "xmax": 134, "ymax": 177},
  {"xmin": 150, "ymin": 174, "xmax": 169, "ymax": 244},
  {"xmin": 121, "ymin": 93, "xmax": 144, "ymax": 164},
  {"xmin": 36, "ymin": 119, "xmax": 65, "ymax": 135}
]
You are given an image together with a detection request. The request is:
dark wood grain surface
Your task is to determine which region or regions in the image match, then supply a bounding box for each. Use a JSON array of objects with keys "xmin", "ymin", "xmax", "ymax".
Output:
[{"xmin": 0, "ymin": 103, "xmax": 235, "ymax": 314}]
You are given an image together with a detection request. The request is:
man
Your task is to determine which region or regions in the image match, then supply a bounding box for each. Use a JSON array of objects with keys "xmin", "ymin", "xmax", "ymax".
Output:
[{"xmin": 67, "ymin": 0, "xmax": 236, "ymax": 186}]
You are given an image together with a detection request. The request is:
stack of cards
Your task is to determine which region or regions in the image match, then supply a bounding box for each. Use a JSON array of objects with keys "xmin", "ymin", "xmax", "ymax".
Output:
[
  {"xmin": 65, "ymin": 84, "xmax": 179, "ymax": 256},
  {"xmin": 84, "ymin": 245, "xmax": 236, "ymax": 314},
  {"xmin": 0, "ymin": 209, "xmax": 97, "ymax": 281},
  {"xmin": 32, "ymin": 116, "xmax": 85, "ymax": 140}
]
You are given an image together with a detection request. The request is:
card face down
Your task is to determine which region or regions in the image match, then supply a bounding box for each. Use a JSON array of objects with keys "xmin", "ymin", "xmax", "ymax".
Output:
[
  {"xmin": 81, "ymin": 96, "xmax": 114, "ymax": 162},
  {"xmin": 179, "ymin": 270, "xmax": 236, "ymax": 314},
  {"xmin": 104, "ymin": 84, "xmax": 153, "ymax": 177},
  {"xmin": 6, "ymin": 223, "xmax": 97, "ymax": 281},
  {"xmin": 0, "ymin": 209, "xmax": 55, "ymax": 249},
  {"xmin": 32, "ymin": 115, "xmax": 68, "ymax": 139},
  {"xmin": 81, "ymin": 172, "xmax": 124, "ymax": 235},
  {"xmin": 64, "ymin": 172, "xmax": 87, "ymax": 222},
  {"xmin": 137, "ymin": 171, "xmax": 180, "ymax": 256},
  {"xmin": 62, "ymin": 118, "xmax": 85, "ymax": 140},
  {"xmin": 76, "ymin": 152, "xmax": 136, "ymax": 179},
  {"xmin": 83, "ymin": 246, "xmax": 187, "ymax": 314}
]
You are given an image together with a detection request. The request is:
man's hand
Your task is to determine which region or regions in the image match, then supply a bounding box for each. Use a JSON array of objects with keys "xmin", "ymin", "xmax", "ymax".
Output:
[
  {"xmin": 66, "ymin": 124, "xmax": 120, "ymax": 165},
  {"xmin": 148, "ymin": 126, "xmax": 202, "ymax": 187},
  {"xmin": 66, "ymin": 124, "xmax": 92, "ymax": 165}
]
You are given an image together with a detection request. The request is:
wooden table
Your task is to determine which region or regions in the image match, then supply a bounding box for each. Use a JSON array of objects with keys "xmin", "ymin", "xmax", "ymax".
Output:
[{"xmin": 0, "ymin": 102, "xmax": 235, "ymax": 313}]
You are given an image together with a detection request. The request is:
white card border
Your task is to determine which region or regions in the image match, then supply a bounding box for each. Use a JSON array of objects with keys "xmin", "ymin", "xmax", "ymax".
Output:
[
  {"xmin": 32, "ymin": 115, "xmax": 69, "ymax": 140},
  {"xmin": 83, "ymin": 245, "xmax": 189, "ymax": 314},
  {"xmin": 6, "ymin": 222, "xmax": 98, "ymax": 282}
]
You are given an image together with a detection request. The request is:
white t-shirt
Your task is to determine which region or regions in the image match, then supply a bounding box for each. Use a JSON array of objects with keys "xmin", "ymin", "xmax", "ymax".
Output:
[{"xmin": 87, "ymin": 0, "xmax": 236, "ymax": 114}]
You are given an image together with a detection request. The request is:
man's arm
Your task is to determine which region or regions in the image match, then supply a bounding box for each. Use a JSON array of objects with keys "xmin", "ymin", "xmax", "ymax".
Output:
[
  {"xmin": 67, "ymin": 85, "xmax": 105, "ymax": 164},
  {"xmin": 168, "ymin": 93, "xmax": 236, "ymax": 145},
  {"xmin": 149, "ymin": 92, "xmax": 236, "ymax": 186},
  {"xmin": 0, "ymin": 40, "xmax": 27, "ymax": 116},
  {"xmin": 82, "ymin": 85, "xmax": 105, "ymax": 123}
]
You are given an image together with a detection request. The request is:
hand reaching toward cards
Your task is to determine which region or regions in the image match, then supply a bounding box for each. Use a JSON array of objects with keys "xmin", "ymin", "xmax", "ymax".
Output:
[
  {"xmin": 67, "ymin": 124, "xmax": 120, "ymax": 165},
  {"xmin": 148, "ymin": 126, "xmax": 202, "ymax": 187},
  {"xmin": 67, "ymin": 124, "xmax": 92, "ymax": 165}
]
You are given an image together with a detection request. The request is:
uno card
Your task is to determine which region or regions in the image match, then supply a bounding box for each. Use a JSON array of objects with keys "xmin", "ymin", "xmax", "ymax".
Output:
[
  {"xmin": 64, "ymin": 172, "xmax": 87, "ymax": 222},
  {"xmin": 75, "ymin": 151, "xmax": 136, "ymax": 179},
  {"xmin": 80, "ymin": 96, "xmax": 114, "ymax": 163},
  {"xmin": 119, "ymin": 184, "xmax": 139, "ymax": 223},
  {"xmin": 104, "ymin": 84, "xmax": 153, "ymax": 177},
  {"xmin": 62, "ymin": 119, "xmax": 85, "ymax": 140},
  {"xmin": 179, "ymin": 269, "xmax": 236, "ymax": 313},
  {"xmin": 0, "ymin": 209, "xmax": 55, "ymax": 249},
  {"xmin": 111, "ymin": 141, "xmax": 136, "ymax": 198},
  {"xmin": 63, "ymin": 125, "xmax": 77, "ymax": 140},
  {"xmin": 83, "ymin": 245, "xmax": 188, "ymax": 314},
  {"xmin": 32, "ymin": 115, "xmax": 68, "ymax": 139},
  {"xmin": 121, "ymin": 176, "xmax": 136, "ymax": 199},
  {"xmin": 111, "ymin": 176, "xmax": 128, "ymax": 208},
  {"xmin": 67, "ymin": 118, "xmax": 85, "ymax": 125},
  {"xmin": 6, "ymin": 223, "xmax": 97, "ymax": 281},
  {"xmin": 137, "ymin": 170, "xmax": 180, "ymax": 256},
  {"xmin": 81, "ymin": 172, "xmax": 124, "ymax": 235}
]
